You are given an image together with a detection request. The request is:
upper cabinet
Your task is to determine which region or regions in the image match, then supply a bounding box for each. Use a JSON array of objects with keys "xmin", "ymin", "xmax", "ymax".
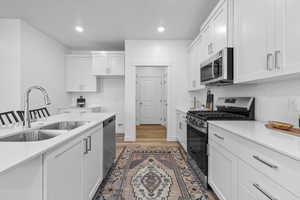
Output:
[
  {"xmin": 188, "ymin": 37, "xmax": 206, "ymax": 91},
  {"xmin": 202, "ymin": 0, "xmax": 229, "ymax": 59},
  {"xmin": 279, "ymin": 0, "xmax": 300, "ymax": 75},
  {"xmin": 65, "ymin": 55, "xmax": 97, "ymax": 92},
  {"xmin": 187, "ymin": 0, "xmax": 232, "ymax": 91},
  {"xmin": 235, "ymin": 0, "xmax": 300, "ymax": 83},
  {"xmin": 92, "ymin": 52, "xmax": 125, "ymax": 76}
]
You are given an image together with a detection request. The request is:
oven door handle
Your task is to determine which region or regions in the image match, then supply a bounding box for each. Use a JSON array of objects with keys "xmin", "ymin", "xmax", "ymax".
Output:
[{"xmin": 187, "ymin": 123, "xmax": 207, "ymax": 133}]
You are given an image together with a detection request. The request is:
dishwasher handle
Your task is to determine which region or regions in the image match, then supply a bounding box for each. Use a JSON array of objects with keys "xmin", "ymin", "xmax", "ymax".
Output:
[{"xmin": 103, "ymin": 116, "xmax": 115, "ymax": 127}]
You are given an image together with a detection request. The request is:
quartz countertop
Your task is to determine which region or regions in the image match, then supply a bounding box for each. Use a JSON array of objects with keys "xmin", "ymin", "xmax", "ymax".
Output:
[
  {"xmin": 208, "ymin": 120, "xmax": 300, "ymax": 162},
  {"xmin": 0, "ymin": 112, "xmax": 115, "ymax": 174},
  {"xmin": 176, "ymin": 107, "xmax": 190, "ymax": 113}
]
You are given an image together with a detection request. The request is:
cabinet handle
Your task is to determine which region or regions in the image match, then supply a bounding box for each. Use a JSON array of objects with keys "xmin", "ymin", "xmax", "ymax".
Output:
[
  {"xmin": 266, "ymin": 53, "xmax": 273, "ymax": 71},
  {"xmin": 274, "ymin": 50, "xmax": 280, "ymax": 70},
  {"xmin": 83, "ymin": 138, "xmax": 88, "ymax": 154},
  {"xmin": 253, "ymin": 183, "xmax": 278, "ymax": 200},
  {"xmin": 214, "ymin": 134, "xmax": 224, "ymax": 140},
  {"xmin": 87, "ymin": 136, "xmax": 92, "ymax": 152},
  {"xmin": 253, "ymin": 155, "xmax": 278, "ymax": 169},
  {"xmin": 179, "ymin": 122, "xmax": 182, "ymax": 129}
]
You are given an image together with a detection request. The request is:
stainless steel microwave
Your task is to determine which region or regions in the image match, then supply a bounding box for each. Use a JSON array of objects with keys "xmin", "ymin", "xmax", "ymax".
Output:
[{"xmin": 200, "ymin": 48, "xmax": 233, "ymax": 85}]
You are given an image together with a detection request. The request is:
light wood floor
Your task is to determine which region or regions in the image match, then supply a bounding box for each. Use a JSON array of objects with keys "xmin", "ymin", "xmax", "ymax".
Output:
[{"xmin": 116, "ymin": 125, "xmax": 219, "ymax": 200}]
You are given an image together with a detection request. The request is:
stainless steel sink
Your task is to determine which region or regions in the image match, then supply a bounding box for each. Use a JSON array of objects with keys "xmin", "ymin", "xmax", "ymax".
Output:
[
  {"xmin": 40, "ymin": 121, "xmax": 89, "ymax": 131},
  {"xmin": 0, "ymin": 130, "xmax": 59, "ymax": 142}
]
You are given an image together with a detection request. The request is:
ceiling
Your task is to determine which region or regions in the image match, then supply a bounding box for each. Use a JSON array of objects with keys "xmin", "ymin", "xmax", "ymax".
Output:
[{"xmin": 0, "ymin": 0, "xmax": 219, "ymax": 50}]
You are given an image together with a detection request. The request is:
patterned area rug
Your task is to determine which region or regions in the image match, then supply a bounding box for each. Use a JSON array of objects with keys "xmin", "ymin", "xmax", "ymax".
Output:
[{"xmin": 94, "ymin": 146, "xmax": 208, "ymax": 200}]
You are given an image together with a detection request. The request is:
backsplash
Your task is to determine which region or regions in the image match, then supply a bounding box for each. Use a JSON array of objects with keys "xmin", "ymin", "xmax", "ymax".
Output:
[
  {"xmin": 190, "ymin": 77, "xmax": 300, "ymax": 127},
  {"xmin": 69, "ymin": 77, "xmax": 125, "ymax": 133}
]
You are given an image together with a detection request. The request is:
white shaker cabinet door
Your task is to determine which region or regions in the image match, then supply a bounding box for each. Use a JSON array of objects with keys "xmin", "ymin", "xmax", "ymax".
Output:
[
  {"xmin": 202, "ymin": 24, "xmax": 213, "ymax": 60},
  {"xmin": 277, "ymin": 0, "xmax": 300, "ymax": 75},
  {"xmin": 211, "ymin": 0, "xmax": 228, "ymax": 53},
  {"xmin": 65, "ymin": 55, "xmax": 97, "ymax": 92},
  {"xmin": 208, "ymin": 140, "xmax": 238, "ymax": 200},
  {"xmin": 108, "ymin": 54, "xmax": 125, "ymax": 75},
  {"xmin": 65, "ymin": 56, "xmax": 84, "ymax": 91},
  {"xmin": 92, "ymin": 54, "xmax": 109, "ymax": 75},
  {"xmin": 84, "ymin": 126, "xmax": 103, "ymax": 200},
  {"xmin": 234, "ymin": 0, "xmax": 275, "ymax": 83},
  {"xmin": 44, "ymin": 139, "xmax": 84, "ymax": 200}
]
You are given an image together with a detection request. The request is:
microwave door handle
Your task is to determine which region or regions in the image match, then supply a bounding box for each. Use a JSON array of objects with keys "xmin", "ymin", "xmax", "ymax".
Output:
[{"xmin": 211, "ymin": 61, "xmax": 215, "ymax": 78}]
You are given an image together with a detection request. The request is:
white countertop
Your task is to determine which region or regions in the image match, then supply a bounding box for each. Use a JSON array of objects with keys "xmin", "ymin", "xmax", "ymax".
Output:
[
  {"xmin": 208, "ymin": 121, "xmax": 300, "ymax": 162},
  {"xmin": 176, "ymin": 106, "xmax": 190, "ymax": 113},
  {"xmin": 0, "ymin": 112, "xmax": 115, "ymax": 174}
]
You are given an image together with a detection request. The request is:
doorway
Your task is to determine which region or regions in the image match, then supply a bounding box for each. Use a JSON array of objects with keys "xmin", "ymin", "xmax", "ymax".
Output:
[{"xmin": 136, "ymin": 67, "xmax": 167, "ymax": 141}]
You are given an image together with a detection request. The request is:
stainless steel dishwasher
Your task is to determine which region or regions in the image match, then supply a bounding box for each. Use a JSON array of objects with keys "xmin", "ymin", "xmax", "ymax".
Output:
[{"xmin": 103, "ymin": 115, "xmax": 116, "ymax": 177}]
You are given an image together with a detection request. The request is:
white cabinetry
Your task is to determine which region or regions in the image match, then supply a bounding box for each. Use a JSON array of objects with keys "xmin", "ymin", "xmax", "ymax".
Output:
[
  {"xmin": 209, "ymin": 140, "xmax": 238, "ymax": 200},
  {"xmin": 234, "ymin": 0, "xmax": 276, "ymax": 83},
  {"xmin": 65, "ymin": 55, "xmax": 97, "ymax": 92},
  {"xmin": 187, "ymin": 0, "xmax": 232, "ymax": 91},
  {"xmin": 200, "ymin": 0, "xmax": 231, "ymax": 59},
  {"xmin": 188, "ymin": 38, "xmax": 205, "ymax": 91},
  {"xmin": 208, "ymin": 124, "xmax": 300, "ymax": 200},
  {"xmin": 176, "ymin": 110, "xmax": 187, "ymax": 151},
  {"xmin": 84, "ymin": 126, "xmax": 103, "ymax": 200},
  {"xmin": 279, "ymin": 0, "xmax": 300, "ymax": 75},
  {"xmin": 0, "ymin": 156, "xmax": 43, "ymax": 200},
  {"xmin": 44, "ymin": 125, "xmax": 103, "ymax": 200},
  {"xmin": 44, "ymin": 138, "xmax": 84, "ymax": 200},
  {"xmin": 210, "ymin": 0, "xmax": 228, "ymax": 53},
  {"xmin": 92, "ymin": 52, "xmax": 124, "ymax": 76},
  {"xmin": 238, "ymin": 160, "xmax": 298, "ymax": 200},
  {"xmin": 235, "ymin": 0, "xmax": 300, "ymax": 83}
]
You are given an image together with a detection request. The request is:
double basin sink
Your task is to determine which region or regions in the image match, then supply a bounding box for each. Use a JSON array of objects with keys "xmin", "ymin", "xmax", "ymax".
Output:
[{"xmin": 0, "ymin": 121, "xmax": 89, "ymax": 142}]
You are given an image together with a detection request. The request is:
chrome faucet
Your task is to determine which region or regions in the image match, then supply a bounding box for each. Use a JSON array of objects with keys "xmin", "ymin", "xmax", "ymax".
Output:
[{"xmin": 24, "ymin": 86, "xmax": 51, "ymax": 128}]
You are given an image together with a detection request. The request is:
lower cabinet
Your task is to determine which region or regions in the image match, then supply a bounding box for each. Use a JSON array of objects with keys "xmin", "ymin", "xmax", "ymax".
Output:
[
  {"xmin": 208, "ymin": 140, "xmax": 238, "ymax": 200},
  {"xmin": 0, "ymin": 156, "xmax": 43, "ymax": 200},
  {"xmin": 209, "ymin": 124, "xmax": 300, "ymax": 200},
  {"xmin": 176, "ymin": 111, "xmax": 187, "ymax": 151},
  {"xmin": 44, "ymin": 125, "xmax": 103, "ymax": 200},
  {"xmin": 238, "ymin": 160, "xmax": 298, "ymax": 200},
  {"xmin": 84, "ymin": 126, "xmax": 103, "ymax": 200}
]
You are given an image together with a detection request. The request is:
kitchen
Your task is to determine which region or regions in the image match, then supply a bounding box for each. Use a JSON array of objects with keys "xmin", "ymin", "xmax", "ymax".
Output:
[{"xmin": 1, "ymin": 0, "xmax": 300, "ymax": 200}]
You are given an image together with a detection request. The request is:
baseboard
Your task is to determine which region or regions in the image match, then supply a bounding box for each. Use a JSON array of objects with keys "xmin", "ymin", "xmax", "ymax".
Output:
[
  {"xmin": 124, "ymin": 136, "xmax": 136, "ymax": 142},
  {"xmin": 167, "ymin": 137, "xmax": 177, "ymax": 142}
]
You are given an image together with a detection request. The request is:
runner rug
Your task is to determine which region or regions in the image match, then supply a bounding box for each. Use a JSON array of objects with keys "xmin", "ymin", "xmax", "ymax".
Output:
[{"xmin": 94, "ymin": 146, "xmax": 208, "ymax": 200}]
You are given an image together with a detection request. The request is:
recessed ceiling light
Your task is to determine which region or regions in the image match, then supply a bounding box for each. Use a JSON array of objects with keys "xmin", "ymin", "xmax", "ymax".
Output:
[
  {"xmin": 75, "ymin": 26, "xmax": 84, "ymax": 33},
  {"xmin": 157, "ymin": 26, "xmax": 165, "ymax": 33}
]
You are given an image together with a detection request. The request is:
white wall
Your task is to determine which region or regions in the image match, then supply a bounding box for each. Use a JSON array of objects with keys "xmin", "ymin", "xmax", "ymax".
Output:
[
  {"xmin": 0, "ymin": 19, "xmax": 21, "ymax": 112},
  {"xmin": 68, "ymin": 78, "xmax": 125, "ymax": 133},
  {"xmin": 20, "ymin": 21, "xmax": 69, "ymax": 113},
  {"xmin": 124, "ymin": 40, "xmax": 191, "ymax": 141},
  {"xmin": 0, "ymin": 19, "xmax": 69, "ymax": 113},
  {"xmin": 190, "ymin": 77, "xmax": 300, "ymax": 127}
]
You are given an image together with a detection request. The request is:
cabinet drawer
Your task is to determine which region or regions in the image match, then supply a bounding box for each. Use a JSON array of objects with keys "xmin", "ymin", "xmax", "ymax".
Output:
[
  {"xmin": 209, "ymin": 125, "xmax": 236, "ymax": 151},
  {"xmin": 238, "ymin": 160, "xmax": 298, "ymax": 200},
  {"xmin": 209, "ymin": 124, "xmax": 300, "ymax": 198},
  {"xmin": 238, "ymin": 138, "xmax": 300, "ymax": 198}
]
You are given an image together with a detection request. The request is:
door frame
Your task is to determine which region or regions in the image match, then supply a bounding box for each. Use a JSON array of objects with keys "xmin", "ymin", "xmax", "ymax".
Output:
[
  {"xmin": 136, "ymin": 67, "xmax": 167, "ymax": 126},
  {"xmin": 125, "ymin": 64, "xmax": 172, "ymax": 142}
]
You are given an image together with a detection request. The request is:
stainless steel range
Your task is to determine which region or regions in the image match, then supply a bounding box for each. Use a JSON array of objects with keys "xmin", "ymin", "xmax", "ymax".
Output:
[{"xmin": 186, "ymin": 97, "xmax": 255, "ymax": 188}]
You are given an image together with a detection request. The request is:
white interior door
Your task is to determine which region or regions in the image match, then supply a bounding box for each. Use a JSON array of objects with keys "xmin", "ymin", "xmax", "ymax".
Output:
[
  {"xmin": 162, "ymin": 70, "xmax": 168, "ymax": 126},
  {"xmin": 139, "ymin": 76, "xmax": 162, "ymax": 124}
]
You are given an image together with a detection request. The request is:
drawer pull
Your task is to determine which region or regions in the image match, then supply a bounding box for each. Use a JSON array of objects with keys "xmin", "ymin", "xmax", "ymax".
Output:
[
  {"xmin": 253, "ymin": 183, "xmax": 278, "ymax": 200},
  {"xmin": 253, "ymin": 155, "xmax": 278, "ymax": 169},
  {"xmin": 214, "ymin": 134, "xmax": 224, "ymax": 140}
]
